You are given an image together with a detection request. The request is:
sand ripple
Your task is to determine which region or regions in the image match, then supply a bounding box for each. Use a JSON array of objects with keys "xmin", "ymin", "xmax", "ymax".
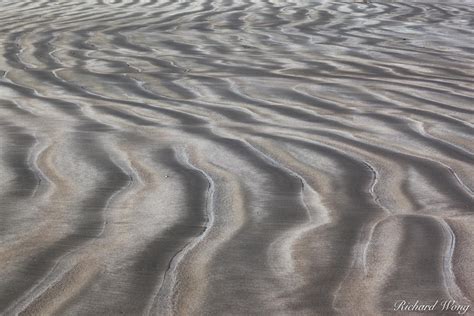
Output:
[{"xmin": 0, "ymin": 0, "xmax": 473, "ymax": 315}]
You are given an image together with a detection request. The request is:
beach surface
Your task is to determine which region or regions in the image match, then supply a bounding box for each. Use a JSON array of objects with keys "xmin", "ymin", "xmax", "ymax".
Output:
[{"xmin": 0, "ymin": 0, "xmax": 473, "ymax": 315}]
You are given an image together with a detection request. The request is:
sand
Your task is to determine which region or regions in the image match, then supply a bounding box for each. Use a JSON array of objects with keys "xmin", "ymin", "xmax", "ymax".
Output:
[{"xmin": 0, "ymin": 0, "xmax": 473, "ymax": 315}]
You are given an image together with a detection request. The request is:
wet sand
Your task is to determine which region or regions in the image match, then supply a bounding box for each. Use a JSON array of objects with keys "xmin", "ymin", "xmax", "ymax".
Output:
[{"xmin": 0, "ymin": 0, "xmax": 473, "ymax": 315}]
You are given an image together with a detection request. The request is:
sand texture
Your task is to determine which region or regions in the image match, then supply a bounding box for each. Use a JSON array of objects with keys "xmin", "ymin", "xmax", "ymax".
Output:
[{"xmin": 0, "ymin": 0, "xmax": 473, "ymax": 315}]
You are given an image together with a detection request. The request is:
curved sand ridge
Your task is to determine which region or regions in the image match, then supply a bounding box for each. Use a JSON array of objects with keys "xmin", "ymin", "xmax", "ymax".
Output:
[{"xmin": 0, "ymin": 0, "xmax": 473, "ymax": 315}]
